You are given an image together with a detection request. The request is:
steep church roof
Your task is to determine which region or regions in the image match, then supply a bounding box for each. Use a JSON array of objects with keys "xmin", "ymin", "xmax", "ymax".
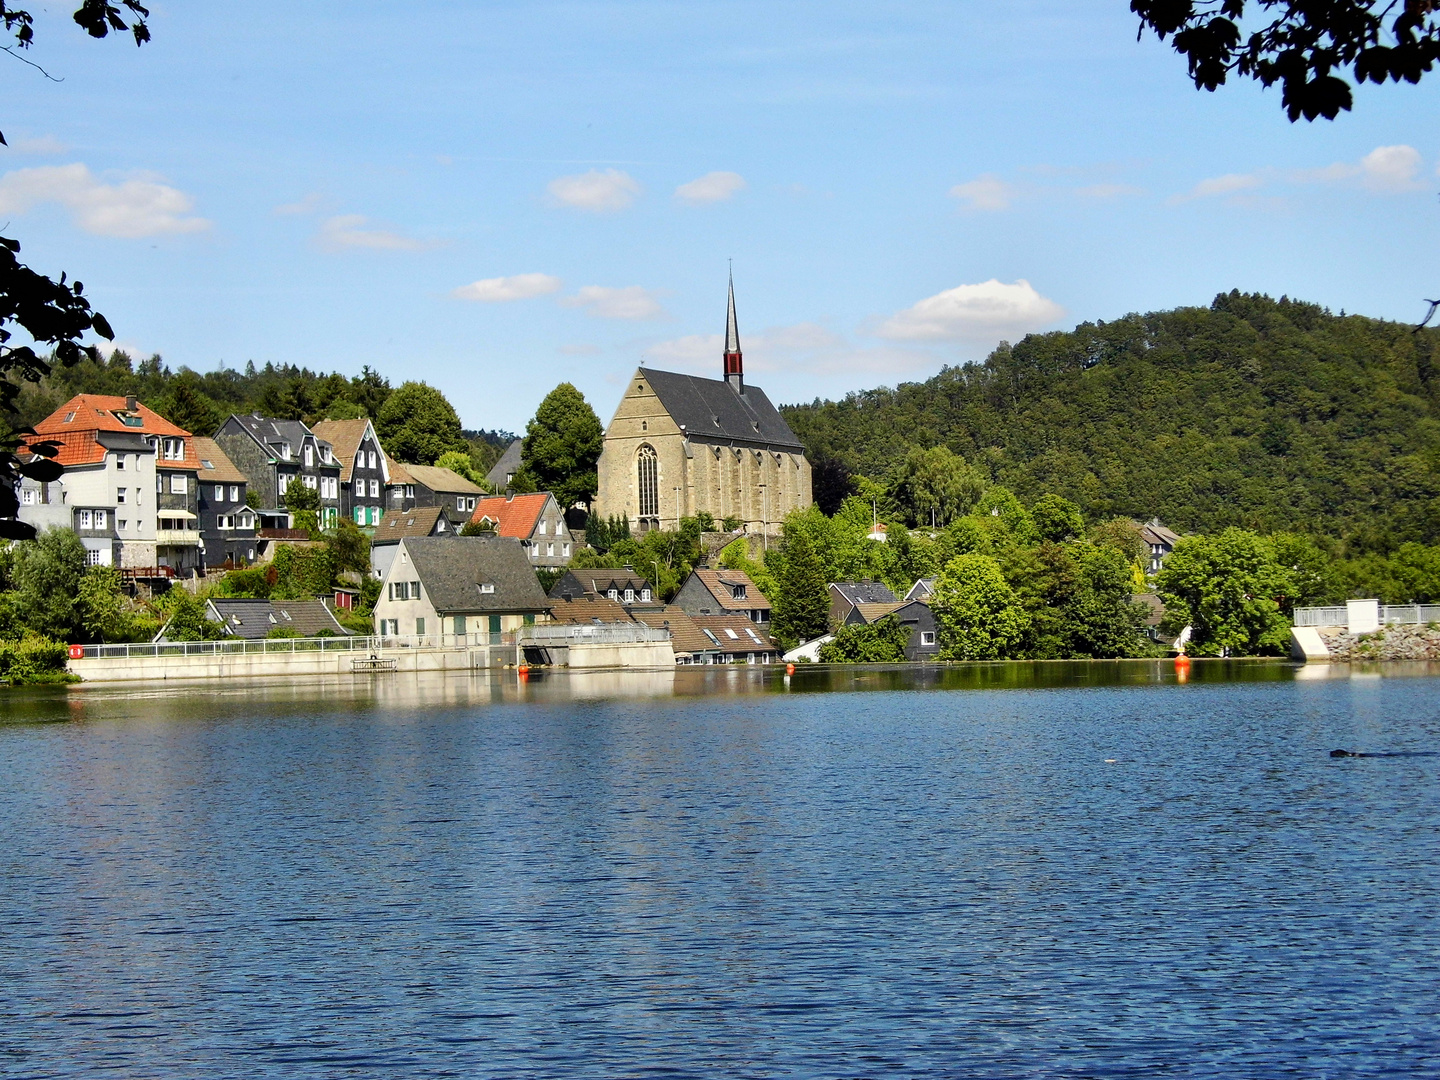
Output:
[{"xmin": 635, "ymin": 367, "xmax": 804, "ymax": 451}]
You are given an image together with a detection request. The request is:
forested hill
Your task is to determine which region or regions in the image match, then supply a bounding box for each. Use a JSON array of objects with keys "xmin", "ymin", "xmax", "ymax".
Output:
[{"xmin": 783, "ymin": 292, "xmax": 1440, "ymax": 548}]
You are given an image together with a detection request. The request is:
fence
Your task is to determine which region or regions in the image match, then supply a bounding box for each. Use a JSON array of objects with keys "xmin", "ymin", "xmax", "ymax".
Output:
[
  {"xmin": 73, "ymin": 632, "xmax": 515, "ymax": 661},
  {"xmin": 1293, "ymin": 605, "xmax": 1440, "ymax": 628},
  {"xmin": 519, "ymin": 623, "xmax": 671, "ymax": 646}
]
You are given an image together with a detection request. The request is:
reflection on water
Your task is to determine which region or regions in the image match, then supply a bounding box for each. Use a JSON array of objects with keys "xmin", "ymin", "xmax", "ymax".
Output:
[{"xmin": 1, "ymin": 662, "xmax": 1438, "ymax": 1077}]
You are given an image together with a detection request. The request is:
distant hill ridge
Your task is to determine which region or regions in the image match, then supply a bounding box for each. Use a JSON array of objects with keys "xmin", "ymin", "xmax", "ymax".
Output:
[{"xmin": 781, "ymin": 291, "xmax": 1440, "ymax": 547}]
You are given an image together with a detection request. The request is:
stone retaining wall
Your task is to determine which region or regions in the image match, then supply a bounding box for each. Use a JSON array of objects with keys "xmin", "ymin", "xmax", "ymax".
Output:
[{"xmin": 1319, "ymin": 623, "xmax": 1440, "ymax": 661}]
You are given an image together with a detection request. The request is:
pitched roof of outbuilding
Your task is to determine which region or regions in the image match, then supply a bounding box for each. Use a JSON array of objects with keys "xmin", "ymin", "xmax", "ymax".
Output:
[
  {"xmin": 399, "ymin": 535, "xmax": 550, "ymax": 614},
  {"xmin": 635, "ymin": 367, "xmax": 803, "ymax": 450},
  {"xmin": 471, "ymin": 492, "xmax": 551, "ymax": 537},
  {"xmin": 687, "ymin": 568, "xmax": 772, "ymax": 612},
  {"xmin": 373, "ymin": 505, "xmax": 450, "ymax": 543},
  {"xmin": 192, "ymin": 436, "xmax": 249, "ymax": 484},
  {"xmin": 205, "ymin": 598, "xmax": 348, "ymax": 639},
  {"xmin": 405, "ymin": 464, "xmax": 485, "ymax": 495}
]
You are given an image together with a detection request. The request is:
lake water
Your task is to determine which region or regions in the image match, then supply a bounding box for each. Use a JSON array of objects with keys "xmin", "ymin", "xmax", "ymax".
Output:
[{"xmin": 2, "ymin": 661, "xmax": 1438, "ymax": 1078}]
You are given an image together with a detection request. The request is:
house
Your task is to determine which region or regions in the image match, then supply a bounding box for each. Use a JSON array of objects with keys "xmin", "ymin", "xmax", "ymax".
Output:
[
  {"xmin": 629, "ymin": 605, "xmax": 723, "ymax": 664},
  {"xmin": 673, "ymin": 567, "xmax": 771, "ymax": 625},
  {"xmin": 548, "ymin": 593, "xmax": 635, "ymax": 626},
  {"xmin": 370, "ymin": 505, "xmax": 453, "ymax": 580},
  {"xmin": 23, "ymin": 394, "xmax": 202, "ymax": 572},
  {"xmin": 214, "ymin": 415, "xmax": 342, "ymax": 530},
  {"xmin": 548, "ymin": 569, "xmax": 655, "ymax": 606},
  {"xmin": 904, "ymin": 577, "xmax": 937, "ymax": 602},
  {"xmin": 311, "ymin": 418, "xmax": 391, "ymax": 527},
  {"xmin": 198, "ymin": 598, "xmax": 349, "ymax": 640},
  {"xmin": 192, "ymin": 436, "xmax": 258, "ymax": 568},
  {"xmin": 843, "ymin": 598, "xmax": 939, "ymax": 661},
  {"xmin": 829, "ymin": 580, "xmax": 897, "ymax": 629},
  {"xmin": 689, "ymin": 614, "xmax": 779, "ymax": 664},
  {"xmin": 485, "ymin": 438, "xmax": 523, "ymax": 491},
  {"xmin": 867, "ymin": 522, "xmax": 888, "ymax": 543},
  {"xmin": 591, "ymin": 276, "xmax": 812, "ymax": 535},
  {"xmin": 470, "ymin": 491, "xmax": 575, "ymax": 568},
  {"xmin": 371, "ymin": 535, "xmax": 551, "ymax": 640},
  {"xmin": 385, "ymin": 461, "xmax": 486, "ymax": 527},
  {"xmin": 1138, "ymin": 518, "xmax": 1181, "ymax": 574}
]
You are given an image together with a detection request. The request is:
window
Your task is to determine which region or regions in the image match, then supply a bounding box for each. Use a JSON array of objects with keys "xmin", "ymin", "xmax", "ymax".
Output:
[
  {"xmin": 457, "ymin": 496, "xmax": 466, "ymax": 513},
  {"xmin": 230, "ymin": 485, "xmax": 240, "ymax": 502},
  {"xmin": 437, "ymin": 518, "xmax": 447, "ymax": 532},
  {"xmin": 920, "ymin": 631, "xmax": 936, "ymax": 646},
  {"xmin": 453, "ymin": 616, "xmax": 466, "ymax": 634},
  {"xmin": 303, "ymin": 444, "xmax": 314, "ymax": 467},
  {"xmin": 368, "ymin": 451, "xmax": 377, "ymax": 469},
  {"xmin": 623, "ymin": 588, "xmax": 634, "ymax": 603},
  {"xmin": 79, "ymin": 509, "xmax": 91, "ymax": 528},
  {"xmin": 212, "ymin": 485, "xmax": 223, "ymax": 501},
  {"xmin": 539, "ymin": 518, "xmax": 548, "ymax": 535},
  {"xmin": 156, "ymin": 475, "xmax": 163, "ymax": 493},
  {"xmin": 416, "ymin": 617, "xmax": 425, "ymax": 636},
  {"xmin": 479, "ymin": 583, "xmax": 495, "ymax": 594},
  {"xmin": 282, "ymin": 443, "xmax": 292, "ymax": 459},
  {"xmin": 240, "ymin": 513, "xmax": 254, "ymax": 529},
  {"xmin": 405, "ymin": 485, "xmax": 414, "ymax": 499},
  {"xmin": 63, "ymin": 411, "xmax": 76, "ymax": 423},
  {"xmin": 731, "ymin": 584, "xmax": 747, "ymax": 600},
  {"xmin": 563, "ymin": 543, "xmax": 571, "ymax": 557},
  {"xmin": 390, "ymin": 581, "xmax": 408, "ymax": 601},
  {"xmin": 547, "ymin": 543, "xmax": 555, "ymax": 557},
  {"xmin": 411, "ymin": 581, "xmax": 420, "ymax": 600},
  {"xmin": 355, "ymin": 507, "xmax": 365, "ymax": 524},
  {"xmin": 321, "ymin": 476, "xmax": 338, "ymax": 500},
  {"xmin": 370, "ymin": 479, "xmax": 379, "ymax": 498},
  {"xmin": 21, "ymin": 489, "xmax": 35, "ymax": 506},
  {"xmin": 302, "ymin": 475, "xmax": 317, "ymax": 491},
  {"xmin": 85, "ymin": 549, "xmax": 102, "ymax": 566},
  {"xmin": 118, "ymin": 519, "xmax": 127, "ymax": 531},
  {"xmin": 384, "ymin": 619, "xmax": 398, "ymax": 636},
  {"xmin": 725, "ymin": 628, "xmax": 739, "ymax": 640},
  {"xmin": 641, "ymin": 588, "xmax": 651, "ymax": 602},
  {"xmin": 607, "ymin": 589, "xmax": 618, "ymax": 600},
  {"xmin": 170, "ymin": 474, "xmax": 188, "ymax": 495},
  {"xmin": 637, "ymin": 444, "xmax": 658, "ymax": 517},
  {"xmin": 116, "ymin": 488, "xmax": 126, "ymax": 504},
  {"xmin": 116, "ymin": 455, "xmax": 125, "ymax": 470},
  {"xmin": 162, "ymin": 438, "xmax": 184, "ymax": 460}
]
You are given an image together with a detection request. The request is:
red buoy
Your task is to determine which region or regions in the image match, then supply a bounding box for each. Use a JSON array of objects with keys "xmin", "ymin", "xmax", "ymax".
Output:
[{"xmin": 786, "ymin": 663, "xmax": 795, "ymax": 675}]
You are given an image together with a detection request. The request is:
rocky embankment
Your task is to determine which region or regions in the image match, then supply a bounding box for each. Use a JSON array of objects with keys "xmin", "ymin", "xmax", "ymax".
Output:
[{"xmin": 1320, "ymin": 624, "xmax": 1440, "ymax": 661}]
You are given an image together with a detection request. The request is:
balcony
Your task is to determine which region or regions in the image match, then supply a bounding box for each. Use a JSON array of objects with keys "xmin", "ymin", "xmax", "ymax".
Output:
[{"xmin": 156, "ymin": 528, "xmax": 201, "ymax": 546}]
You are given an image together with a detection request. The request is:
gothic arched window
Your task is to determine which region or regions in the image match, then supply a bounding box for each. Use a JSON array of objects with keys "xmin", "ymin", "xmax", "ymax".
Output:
[{"xmin": 637, "ymin": 444, "xmax": 659, "ymax": 518}]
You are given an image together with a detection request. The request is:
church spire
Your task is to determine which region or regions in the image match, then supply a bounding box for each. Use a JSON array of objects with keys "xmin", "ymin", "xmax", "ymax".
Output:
[{"xmin": 723, "ymin": 270, "xmax": 743, "ymax": 393}]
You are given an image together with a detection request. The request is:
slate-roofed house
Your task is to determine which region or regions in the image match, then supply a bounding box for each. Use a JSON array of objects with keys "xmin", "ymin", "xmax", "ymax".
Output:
[
  {"xmin": 689, "ymin": 614, "xmax": 779, "ymax": 664},
  {"xmin": 843, "ymin": 598, "xmax": 939, "ymax": 661},
  {"xmin": 904, "ymin": 577, "xmax": 937, "ymax": 602},
  {"xmin": 592, "ymin": 277, "xmax": 812, "ymax": 535},
  {"xmin": 193, "ymin": 436, "xmax": 258, "ymax": 568},
  {"xmin": 385, "ymin": 462, "xmax": 486, "ymax": 527},
  {"xmin": 370, "ymin": 505, "xmax": 453, "ymax": 580},
  {"xmin": 311, "ymin": 418, "xmax": 391, "ymax": 527},
  {"xmin": 829, "ymin": 580, "xmax": 897, "ymax": 629},
  {"xmin": 23, "ymin": 394, "xmax": 201, "ymax": 571},
  {"xmin": 158, "ymin": 598, "xmax": 348, "ymax": 641},
  {"xmin": 371, "ymin": 535, "xmax": 551, "ymax": 641},
  {"xmin": 470, "ymin": 492, "xmax": 575, "ymax": 568},
  {"xmin": 548, "ymin": 569, "xmax": 654, "ymax": 605},
  {"xmin": 215, "ymin": 415, "xmax": 341, "ymax": 529},
  {"xmin": 674, "ymin": 567, "xmax": 771, "ymax": 625},
  {"xmin": 485, "ymin": 439, "xmax": 523, "ymax": 491},
  {"xmin": 1138, "ymin": 519, "xmax": 1182, "ymax": 574}
]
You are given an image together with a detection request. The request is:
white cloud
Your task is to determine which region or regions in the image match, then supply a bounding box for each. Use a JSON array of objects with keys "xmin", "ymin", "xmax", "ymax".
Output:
[
  {"xmin": 878, "ymin": 279, "xmax": 1065, "ymax": 343},
  {"xmin": 316, "ymin": 214, "xmax": 431, "ymax": 252},
  {"xmin": 562, "ymin": 285, "xmax": 664, "ymax": 320},
  {"xmin": 949, "ymin": 173, "xmax": 1015, "ymax": 211},
  {"xmin": 0, "ymin": 163, "xmax": 208, "ymax": 238},
  {"xmin": 1359, "ymin": 144, "xmax": 1423, "ymax": 192},
  {"xmin": 1175, "ymin": 172, "xmax": 1265, "ymax": 202},
  {"xmin": 546, "ymin": 168, "xmax": 641, "ymax": 212},
  {"xmin": 674, "ymin": 171, "xmax": 747, "ymax": 204},
  {"xmin": 452, "ymin": 273, "xmax": 562, "ymax": 302}
]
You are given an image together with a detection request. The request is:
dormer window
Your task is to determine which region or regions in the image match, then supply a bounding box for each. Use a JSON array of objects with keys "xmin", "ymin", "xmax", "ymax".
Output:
[
  {"xmin": 624, "ymin": 588, "xmax": 634, "ymax": 603},
  {"xmin": 303, "ymin": 444, "xmax": 314, "ymax": 467},
  {"xmin": 641, "ymin": 589, "xmax": 651, "ymax": 602},
  {"xmin": 283, "ymin": 443, "xmax": 292, "ymax": 459},
  {"xmin": 607, "ymin": 589, "xmax": 618, "ymax": 600},
  {"xmin": 162, "ymin": 438, "xmax": 184, "ymax": 460},
  {"xmin": 731, "ymin": 584, "xmax": 747, "ymax": 599},
  {"xmin": 479, "ymin": 583, "xmax": 495, "ymax": 594}
]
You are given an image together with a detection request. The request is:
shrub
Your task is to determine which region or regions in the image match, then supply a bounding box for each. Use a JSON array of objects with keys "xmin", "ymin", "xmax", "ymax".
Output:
[{"xmin": 0, "ymin": 636, "xmax": 78, "ymax": 685}]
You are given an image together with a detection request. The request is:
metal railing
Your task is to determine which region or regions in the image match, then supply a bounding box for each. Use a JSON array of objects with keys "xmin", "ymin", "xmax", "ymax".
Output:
[
  {"xmin": 72, "ymin": 632, "xmax": 516, "ymax": 661},
  {"xmin": 519, "ymin": 623, "xmax": 671, "ymax": 645},
  {"xmin": 1293, "ymin": 604, "xmax": 1440, "ymax": 627}
]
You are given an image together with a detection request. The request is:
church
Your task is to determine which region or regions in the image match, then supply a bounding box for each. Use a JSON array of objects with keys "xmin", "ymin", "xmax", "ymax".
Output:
[{"xmin": 592, "ymin": 278, "xmax": 813, "ymax": 535}]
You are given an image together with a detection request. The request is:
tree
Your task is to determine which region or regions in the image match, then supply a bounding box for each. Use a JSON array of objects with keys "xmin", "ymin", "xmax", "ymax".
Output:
[
  {"xmin": 77, "ymin": 565, "xmax": 132, "ymax": 642},
  {"xmin": 1132, "ymin": 1, "xmax": 1440, "ymax": 121},
  {"xmin": 153, "ymin": 375, "xmax": 223, "ymax": 436},
  {"xmin": 435, "ymin": 450, "xmax": 488, "ymax": 488},
  {"xmin": 375, "ymin": 381, "xmax": 467, "ymax": 465},
  {"xmin": 326, "ymin": 518, "xmax": 370, "ymax": 576},
  {"xmin": 770, "ymin": 527, "xmax": 829, "ymax": 649},
  {"xmin": 283, "ymin": 477, "xmax": 319, "ymax": 533},
  {"xmin": 1154, "ymin": 528, "xmax": 1295, "ymax": 655},
  {"xmin": 818, "ymin": 614, "xmax": 912, "ymax": 663},
  {"xmin": 886, "ymin": 445, "xmax": 986, "ymax": 528},
  {"xmin": 160, "ymin": 589, "xmax": 224, "ymax": 642},
  {"xmin": 0, "ymin": 3, "xmax": 150, "ymax": 540},
  {"xmin": 514, "ymin": 383, "xmax": 603, "ymax": 511},
  {"xmin": 460, "ymin": 518, "xmax": 494, "ymax": 536},
  {"xmin": 10, "ymin": 526, "xmax": 87, "ymax": 638},
  {"xmin": 931, "ymin": 553, "xmax": 1029, "ymax": 660},
  {"xmin": 1031, "ymin": 493, "xmax": 1084, "ymax": 544}
]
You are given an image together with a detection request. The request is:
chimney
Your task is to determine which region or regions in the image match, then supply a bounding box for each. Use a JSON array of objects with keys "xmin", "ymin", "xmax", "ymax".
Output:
[
  {"xmin": 126, "ymin": 395, "xmax": 138, "ymax": 413},
  {"xmin": 723, "ymin": 271, "xmax": 743, "ymax": 393}
]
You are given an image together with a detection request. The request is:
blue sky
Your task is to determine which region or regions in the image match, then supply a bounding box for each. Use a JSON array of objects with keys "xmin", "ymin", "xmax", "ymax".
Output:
[{"xmin": 2, "ymin": 1, "xmax": 1437, "ymax": 432}]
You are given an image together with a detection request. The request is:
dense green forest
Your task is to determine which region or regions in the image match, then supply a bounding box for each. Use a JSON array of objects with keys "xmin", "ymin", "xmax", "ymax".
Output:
[
  {"xmin": 7, "ymin": 351, "xmax": 513, "ymax": 470},
  {"xmin": 783, "ymin": 292, "xmax": 1440, "ymax": 552}
]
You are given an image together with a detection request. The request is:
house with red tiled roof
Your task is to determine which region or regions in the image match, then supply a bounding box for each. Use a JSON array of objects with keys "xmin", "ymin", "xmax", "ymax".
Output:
[
  {"xmin": 469, "ymin": 491, "xmax": 575, "ymax": 569},
  {"xmin": 21, "ymin": 394, "xmax": 204, "ymax": 572}
]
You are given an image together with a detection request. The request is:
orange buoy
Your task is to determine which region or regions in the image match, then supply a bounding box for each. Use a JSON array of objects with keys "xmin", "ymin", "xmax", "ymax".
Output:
[
  {"xmin": 786, "ymin": 663, "xmax": 795, "ymax": 675},
  {"xmin": 1174, "ymin": 654, "xmax": 1191, "ymax": 670}
]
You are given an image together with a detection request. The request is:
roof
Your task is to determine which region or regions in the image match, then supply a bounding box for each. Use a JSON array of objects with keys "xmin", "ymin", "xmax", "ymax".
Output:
[
  {"xmin": 471, "ymin": 492, "xmax": 551, "ymax": 538},
  {"xmin": 547, "ymin": 594, "xmax": 635, "ymax": 625},
  {"xmin": 28, "ymin": 394, "xmax": 203, "ymax": 470},
  {"xmin": 373, "ymin": 506, "xmax": 450, "ymax": 543},
  {"xmin": 1134, "ymin": 592, "xmax": 1166, "ymax": 627},
  {"xmin": 636, "ymin": 367, "xmax": 804, "ymax": 451},
  {"xmin": 1139, "ymin": 519, "xmax": 1181, "ymax": 547},
  {"xmin": 549, "ymin": 569, "xmax": 653, "ymax": 599},
  {"xmin": 385, "ymin": 455, "xmax": 414, "ymax": 485},
  {"xmin": 630, "ymin": 605, "xmax": 716, "ymax": 656},
  {"xmin": 485, "ymin": 439, "xmax": 523, "ymax": 489},
  {"xmin": 311, "ymin": 419, "xmax": 384, "ymax": 483},
  {"xmin": 847, "ymin": 601, "xmax": 907, "ymax": 624},
  {"xmin": 689, "ymin": 614, "xmax": 776, "ymax": 653},
  {"xmin": 398, "ymin": 535, "xmax": 550, "ymax": 614},
  {"xmin": 205, "ymin": 598, "xmax": 348, "ymax": 639},
  {"xmin": 404, "ymin": 464, "xmax": 485, "ymax": 496},
  {"xmin": 831, "ymin": 581, "xmax": 897, "ymax": 606},
  {"xmin": 192, "ymin": 437, "xmax": 249, "ymax": 484},
  {"xmin": 688, "ymin": 568, "xmax": 772, "ymax": 612},
  {"xmin": 225, "ymin": 414, "xmax": 334, "ymax": 464},
  {"xmin": 904, "ymin": 577, "xmax": 938, "ymax": 601}
]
